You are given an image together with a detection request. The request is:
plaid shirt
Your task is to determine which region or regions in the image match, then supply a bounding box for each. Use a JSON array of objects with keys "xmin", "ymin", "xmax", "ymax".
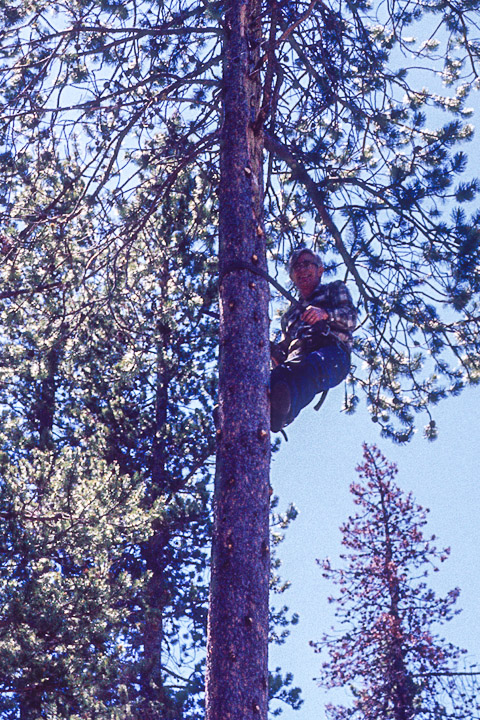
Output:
[{"xmin": 272, "ymin": 279, "xmax": 357, "ymax": 364}]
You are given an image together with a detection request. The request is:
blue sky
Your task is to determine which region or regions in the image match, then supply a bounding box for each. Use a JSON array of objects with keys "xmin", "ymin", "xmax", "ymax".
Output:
[
  {"xmin": 266, "ymin": 47, "xmax": 480, "ymax": 715},
  {"xmin": 269, "ymin": 383, "xmax": 480, "ymax": 718}
]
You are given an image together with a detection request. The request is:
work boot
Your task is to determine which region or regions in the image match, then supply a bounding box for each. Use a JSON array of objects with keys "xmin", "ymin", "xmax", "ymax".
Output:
[{"xmin": 270, "ymin": 380, "xmax": 291, "ymax": 432}]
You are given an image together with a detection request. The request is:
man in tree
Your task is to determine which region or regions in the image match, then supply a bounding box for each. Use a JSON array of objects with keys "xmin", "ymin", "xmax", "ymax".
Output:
[{"xmin": 270, "ymin": 248, "xmax": 357, "ymax": 432}]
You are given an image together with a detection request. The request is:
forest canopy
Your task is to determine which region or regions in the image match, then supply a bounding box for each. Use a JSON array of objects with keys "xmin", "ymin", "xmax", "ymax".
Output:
[
  {"xmin": 1, "ymin": 0, "xmax": 480, "ymax": 717},
  {"xmin": 1, "ymin": 0, "xmax": 480, "ymax": 439}
]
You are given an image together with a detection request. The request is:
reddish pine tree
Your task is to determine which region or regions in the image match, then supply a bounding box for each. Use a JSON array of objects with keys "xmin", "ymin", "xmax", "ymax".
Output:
[{"xmin": 312, "ymin": 443, "xmax": 480, "ymax": 720}]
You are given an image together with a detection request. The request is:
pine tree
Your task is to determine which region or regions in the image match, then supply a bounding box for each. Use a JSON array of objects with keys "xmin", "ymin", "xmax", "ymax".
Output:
[
  {"xmin": 269, "ymin": 496, "xmax": 303, "ymax": 718},
  {"xmin": 0, "ymin": 161, "xmax": 218, "ymax": 718},
  {"xmin": 3, "ymin": 0, "xmax": 480, "ymax": 439},
  {"xmin": 312, "ymin": 443, "xmax": 480, "ymax": 720},
  {"xmin": 3, "ymin": 1, "xmax": 480, "ymax": 717},
  {"xmin": 0, "ymin": 439, "xmax": 159, "ymax": 720},
  {"xmin": 0, "ymin": 155, "xmax": 301, "ymax": 718},
  {"xmin": 206, "ymin": 1, "xmax": 272, "ymax": 716}
]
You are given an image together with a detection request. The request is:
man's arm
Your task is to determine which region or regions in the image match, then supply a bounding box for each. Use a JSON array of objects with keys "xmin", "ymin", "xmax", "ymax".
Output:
[
  {"xmin": 271, "ymin": 306, "xmax": 296, "ymax": 365},
  {"xmin": 301, "ymin": 282, "xmax": 357, "ymax": 348},
  {"xmin": 326, "ymin": 283, "xmax": 357, "ymax": 333}
]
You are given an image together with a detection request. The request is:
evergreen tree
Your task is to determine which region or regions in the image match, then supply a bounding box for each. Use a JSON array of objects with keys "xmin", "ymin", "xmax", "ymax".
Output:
[
  {"xmin": 206, "ymin": 1, "xmax": 271, "ymax": 716},
  {"xmin": 269, "ymin": 496, "xmax": 303, "ymax": 718},
  {"xmin": 0, "ymin": 161, "xmax": 218, "ymax": 718},
  {"xmin": 312, "ymin": 443, "xmax": 480, "ymax": 720},
  {"xmin": 0, "ymin": 155, "xmax": 301, "ymax": 718},
  {"xmin": 2, "ymin": 0, "xmax": 480, "ymax": 437},
  {"xmin": 3, "ymin": 1, "xmax": 480, "ymax": 718},
  {"xmin": 0, "ymin": 440, "xmax": 158, "ymax": 720}
]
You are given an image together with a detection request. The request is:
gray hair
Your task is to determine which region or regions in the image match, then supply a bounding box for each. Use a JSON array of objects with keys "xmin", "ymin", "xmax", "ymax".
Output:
[{"xmin": 288, "ymin": 248, "xmax": 323, "ymax": 278}]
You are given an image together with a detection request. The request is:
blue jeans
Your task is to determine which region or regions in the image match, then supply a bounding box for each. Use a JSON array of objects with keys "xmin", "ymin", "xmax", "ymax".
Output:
[{"xmin": 271, "ymin": 344, "xmax": 350, "ymax": 425}]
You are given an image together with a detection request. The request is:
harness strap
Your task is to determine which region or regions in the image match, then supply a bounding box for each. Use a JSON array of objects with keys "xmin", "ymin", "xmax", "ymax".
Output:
[{"xmin": 313, "ymin": 390, "xmax": 329, "ymax": 412}]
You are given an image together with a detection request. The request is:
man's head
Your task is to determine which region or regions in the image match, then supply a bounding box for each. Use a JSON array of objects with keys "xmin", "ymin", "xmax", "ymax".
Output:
[{"xmin": 288, "ymin": 248, "xmax": 324, "ymax": 298}]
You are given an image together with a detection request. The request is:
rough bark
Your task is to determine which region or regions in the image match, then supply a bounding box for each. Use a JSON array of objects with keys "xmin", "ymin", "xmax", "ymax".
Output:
[
  {"xmin": 205, "ymin": 0, "xmax": 271, "ymax": 718},
  {"xmin": 36, "ymin": 346, "xmax": 59, "ymax": 452},
  {"xmin": 141, "ymin": 301, "xmax": 175, "ymax": 718}
]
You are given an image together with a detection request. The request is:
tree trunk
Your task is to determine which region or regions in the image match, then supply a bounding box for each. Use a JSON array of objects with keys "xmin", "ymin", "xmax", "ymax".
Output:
[
  {"xmin": 141, "ymin": 307, "xmax": 178, "ymax": 718},
  {"xmin": 36, "ymin": 346, "xmax": 59, "ymax": 452},
  {"xmin": 380, "ymin": 487, "xmax": 415, "ymax": 720},
  {"xmin": 205, "ymin": 0, "xmax": 271, "ymax": 718}
]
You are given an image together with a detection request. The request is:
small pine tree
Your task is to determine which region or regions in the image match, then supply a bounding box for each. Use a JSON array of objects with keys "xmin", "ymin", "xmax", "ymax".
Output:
[{"xmin": 312, "ymin": 443, "xmax": 480, "ymax": 720}]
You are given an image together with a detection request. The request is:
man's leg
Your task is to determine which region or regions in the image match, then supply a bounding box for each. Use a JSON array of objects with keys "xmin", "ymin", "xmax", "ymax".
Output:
[
  {"xmin": 270, "ymin": 375, "xmax": 292, "ymax": 432},
  {"xmin": 270, "ymin": 345, "xmax": 350, "ymax": 431}
]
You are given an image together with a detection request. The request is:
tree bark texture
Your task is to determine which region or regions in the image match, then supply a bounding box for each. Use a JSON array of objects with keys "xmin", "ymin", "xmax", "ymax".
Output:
[
  {"xmin": 36, "ymin": 346, "xmax": 59, "ymax": 452},
  {"xmin": 206, "ymin": 1, "xmax": 271, "ymax": 719},
  {"xmin": 141, "ymin": 304, "xmax": 176, "ymax": 719}
]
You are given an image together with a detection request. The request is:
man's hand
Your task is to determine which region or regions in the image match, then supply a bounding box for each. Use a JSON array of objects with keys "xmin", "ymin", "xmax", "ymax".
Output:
[
  {"xmin": 301, "ymin": 305, "xmax": 329, "ymax": 325},
  {"xmin": 270, "ymin": 341, "xmax": 286, "ymax": 367}
]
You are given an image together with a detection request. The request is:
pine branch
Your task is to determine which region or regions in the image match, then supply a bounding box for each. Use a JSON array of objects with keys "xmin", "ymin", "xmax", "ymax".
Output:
[{"xmin": 264, "ymin": 131, "xmax": 374, "ymax": 303}]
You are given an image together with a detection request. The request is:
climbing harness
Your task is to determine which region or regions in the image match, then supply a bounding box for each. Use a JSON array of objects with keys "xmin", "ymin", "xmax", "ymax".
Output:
[{"xmin": 314, "ymin": 390, "xmax": 329, "ymax": 412}]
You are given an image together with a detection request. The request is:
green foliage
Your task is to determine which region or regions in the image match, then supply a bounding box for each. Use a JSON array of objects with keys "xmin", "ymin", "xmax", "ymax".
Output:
[
  {"xmin": 1, "ymin": 0, "xmax": 480, "ymax": 439},
  {"xmin": 269, "ymin": 496, "xmax": 303, "ymax": 716},
  {"xmin": 0, "ymin": 441, "xmax": 157, "ymax": 720},
  {"xmin": 0, "ymin": 157, "xmax": 219, "ymax": 717},
  {"xmin": 0, "ymin": 149, "xmax": 301, "ymax": 716},
  {"xmin": 2, "ymin": 0, "xmax": 480, "ymax": 714},
  {"xmin": 269, "ymin": 669, "xmax": 303, "ymax": 718}
]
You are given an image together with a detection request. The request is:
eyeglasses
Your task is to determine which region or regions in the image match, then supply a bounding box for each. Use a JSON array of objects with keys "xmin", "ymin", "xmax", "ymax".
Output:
[{"xmin": 293, "ymin": 260, "xmax": 316, "ymax": 271}]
